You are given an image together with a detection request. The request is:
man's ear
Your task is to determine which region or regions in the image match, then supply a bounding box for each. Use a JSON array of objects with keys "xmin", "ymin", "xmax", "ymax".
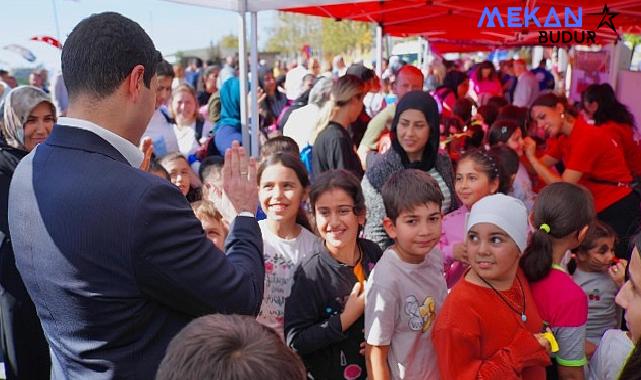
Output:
[
  {"xmin": 382, "ymin": 217, "xmax": 397, "ymax": 239},
  {"xmin": 127, "ymin": 65, "xmax": 146, "ymax": 101}
]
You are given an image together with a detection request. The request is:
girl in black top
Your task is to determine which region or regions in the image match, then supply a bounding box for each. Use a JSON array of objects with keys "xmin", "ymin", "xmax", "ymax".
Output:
[{"xmin": 285, "ymin": 170, "xmax": 382, "ymax": 380}]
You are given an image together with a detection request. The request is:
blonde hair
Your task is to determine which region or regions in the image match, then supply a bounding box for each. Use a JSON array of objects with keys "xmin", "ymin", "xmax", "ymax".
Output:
[
  {"xmin": 170, "ymin": 84, "xmax": 200, "ymax": 122},
  {"xmin": 309, "ymin": 75, "xmax": 364, "ymax": 144},
  {"xmin": 191, "ymin": 200, "xmax": 223, "ymax": 223}
]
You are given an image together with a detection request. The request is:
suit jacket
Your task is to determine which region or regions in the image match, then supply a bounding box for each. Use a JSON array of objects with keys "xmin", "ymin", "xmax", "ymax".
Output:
[{"xmin": 8, "ymin": 124, "xmax": 264, "ymax": 379}]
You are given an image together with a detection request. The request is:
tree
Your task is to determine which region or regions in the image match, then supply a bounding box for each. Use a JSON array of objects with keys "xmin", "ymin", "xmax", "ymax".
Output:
[
  {"xmin": 265, "ymin": 12, "xmax": 374, "ymax": 59},
  {"xmin": 220, "ymin": 34, "xmax": 239, "ymax": 50}
]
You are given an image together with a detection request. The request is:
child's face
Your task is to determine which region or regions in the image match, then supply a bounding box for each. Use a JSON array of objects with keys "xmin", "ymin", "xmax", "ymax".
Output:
[
  {"xmin": 201, "ymin": 216, "xmax": 227, "ymax": 252},
  {"xmin": 383, "ymin": 202, "xmax": 442, "ymax": 263},
  {"xmin": 576, "ymin": 237, "xmax": 616, "ymax": 273},
  {"xmin": 455, "ymin": 158, "xmax": 498, "ymax": 208},
  {"xmin": 165, "ymin": 158, "xmax": 191, "ymax": 196},
  {"xmin": 616, "ymin": 248, "xmax": 641, "ymax": 343},
  {"xmin": 506, "ymin": 128, "xmax": 524, "ymax": 157},
  {"xmin": 466, "ymin": 222, "xmax": 521, "ymax": 285},
  {"xmin": 259, "ymin": 164, "xmax": 306, "ymax": 224},
  {"xmin": 314, "ymin": 188, "xmax": 364, "ymax": 253}
]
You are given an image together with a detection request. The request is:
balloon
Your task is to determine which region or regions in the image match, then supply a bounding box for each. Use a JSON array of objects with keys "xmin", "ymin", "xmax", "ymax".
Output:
[
  {"xmin": 3, "ymin": 44, "xmax": 36, "ymax": 62},
  {"xmin": 31, "ymin": 36, "xmax": 63, "ymax": 49}
]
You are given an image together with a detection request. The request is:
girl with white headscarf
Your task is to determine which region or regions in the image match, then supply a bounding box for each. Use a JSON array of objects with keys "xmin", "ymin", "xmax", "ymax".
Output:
[{"xmin": 0, "ymin": 85, "xmax": 55, "ymax": 380}]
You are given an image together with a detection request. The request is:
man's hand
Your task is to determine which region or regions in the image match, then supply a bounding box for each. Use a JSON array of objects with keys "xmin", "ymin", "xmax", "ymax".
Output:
[{"xmin": 218, "ymin": 140, "xmax": 258, "ymax": 221}]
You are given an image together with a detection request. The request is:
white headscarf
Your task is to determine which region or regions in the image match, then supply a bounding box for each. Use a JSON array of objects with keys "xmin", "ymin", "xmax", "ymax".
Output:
[
  {"xmin": 466, "ymin": 194, "xmax": 529, "ymax": 253},
  {"xmin": 1, "ymin": 86, "xmax": 54, "ymax": 151}
]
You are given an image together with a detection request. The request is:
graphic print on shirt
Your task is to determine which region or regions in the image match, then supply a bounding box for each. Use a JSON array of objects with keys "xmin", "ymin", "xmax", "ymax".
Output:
[
  {"xmin": 405, "ymin": 295, "xmax": 437, "ymax": 332},
  {"xmin": 259, "ymin": 251, "xmax": 296, "ymax": 325},
  {"xmin": 340, "ymin": 350, "xmax": 363, "ymax": 380},
  {"xmin": 588, "ymin": 288, "xmax": 601, "ymax": 301}
]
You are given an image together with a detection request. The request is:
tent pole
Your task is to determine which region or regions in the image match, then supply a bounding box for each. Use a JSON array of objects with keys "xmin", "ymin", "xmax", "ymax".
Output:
[
  {"xmin": 250, "ymin": 11, "xmax": 259, "ymax": 157},
  {"xmin": 238, "ymin": 6, "xmax": 249, "ymax": 150},
  {"xmin": 375, "ymin": 24, "xmax": 383, "ymax": 75}
]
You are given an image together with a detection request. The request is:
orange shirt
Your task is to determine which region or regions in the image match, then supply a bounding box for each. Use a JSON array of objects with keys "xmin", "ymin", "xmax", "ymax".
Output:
[
  {"xmin": 544, "ymin": 117, "xmax": 632, "ymax": 212},
  {"xmin": 432, "ymin": 270, "xmax": 550, "ymax": 380}
]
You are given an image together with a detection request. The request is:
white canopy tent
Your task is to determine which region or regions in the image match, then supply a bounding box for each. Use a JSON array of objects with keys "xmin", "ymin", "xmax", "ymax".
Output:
[{"xmin": 163, "ymin": 0, "xmax": 377, "ymax": 157}]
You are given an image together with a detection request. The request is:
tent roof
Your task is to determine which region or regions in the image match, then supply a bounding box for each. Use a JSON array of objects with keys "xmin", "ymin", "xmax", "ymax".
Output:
[
  {"xmin": 163, "ymin": 0, "xmax": 372, "ymax": 12},
  {"xmin": 284, "ymin": 0, "xmax": 641, "ymax": 47}
]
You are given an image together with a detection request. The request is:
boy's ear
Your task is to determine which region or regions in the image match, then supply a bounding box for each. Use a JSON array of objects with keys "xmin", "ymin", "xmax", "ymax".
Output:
[{"xmin": 382, "ymin": 217, "xmax": 397, "ymax": 239}]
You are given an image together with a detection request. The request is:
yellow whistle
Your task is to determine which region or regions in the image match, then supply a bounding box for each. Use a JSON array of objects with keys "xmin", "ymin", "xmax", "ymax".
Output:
[{"xmin": 543, "ymin": 329, "xmax": 560, "ymax": 353}]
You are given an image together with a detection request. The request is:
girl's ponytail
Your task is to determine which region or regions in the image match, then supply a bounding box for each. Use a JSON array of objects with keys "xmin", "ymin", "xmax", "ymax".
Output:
[
  {"xmin": 521, "ymin": 227, "xmax": 554, "ymax": 282},
  {"xmin": 520, "ymin": 182, "xmax": 595, "ymax": 282}
]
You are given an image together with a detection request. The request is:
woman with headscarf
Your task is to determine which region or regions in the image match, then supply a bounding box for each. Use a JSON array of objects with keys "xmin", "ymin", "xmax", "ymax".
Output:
[
  {"xmin": 257, "ymin": 68, "xmax": 288, "ymax": 136},
  {"xmin": 214, "ymin": 76, "xmax": 242, "ymax": 154},
  {"xmin": 0, "ymin": 86, "xmax": 54, "ymax": 379},
  {"xmin": 362, "ymin": 90, "xmax": 459, "ymax": 250}
]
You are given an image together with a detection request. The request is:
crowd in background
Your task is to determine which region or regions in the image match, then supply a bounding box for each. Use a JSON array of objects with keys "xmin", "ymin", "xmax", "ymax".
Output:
[{"xmin": 1, "ymin": 11, "xmax": 641, "ymax": 380}]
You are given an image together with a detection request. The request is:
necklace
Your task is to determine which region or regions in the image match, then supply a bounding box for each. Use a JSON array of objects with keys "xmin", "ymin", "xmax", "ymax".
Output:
[{"xmin": 478, "ymin": 274, "xmax": 527, "ymax": 322}]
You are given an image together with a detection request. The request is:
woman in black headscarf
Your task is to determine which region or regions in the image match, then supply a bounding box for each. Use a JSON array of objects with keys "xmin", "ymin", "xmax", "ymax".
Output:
[{"xmin": 362, "ymin": 90, "xmax": 458, "ymax": 250}]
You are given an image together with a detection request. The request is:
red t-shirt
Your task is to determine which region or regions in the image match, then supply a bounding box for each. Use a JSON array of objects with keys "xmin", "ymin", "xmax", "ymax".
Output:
[
  {"xmin": 432, "ymin": 270, "xmax": 550, "ymax": 380},
  {"xmin": 544, "ymin": 117, "xmax": 632, "ymax": 212},
  {"xmin": 597, "ymin": 121, "xmax": 641, "ymax": 177}
]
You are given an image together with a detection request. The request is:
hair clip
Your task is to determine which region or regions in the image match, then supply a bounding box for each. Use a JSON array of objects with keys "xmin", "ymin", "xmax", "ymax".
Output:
[
  {"xmin": 539, "ymin": 223, "xmax": 551, "ymax": 234},
  {"xmin": 501, "ymin": 126, "xmax": 508, "ymax": 134}
]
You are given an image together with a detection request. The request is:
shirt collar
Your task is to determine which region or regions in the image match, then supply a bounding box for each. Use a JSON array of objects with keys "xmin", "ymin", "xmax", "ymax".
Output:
[{"xmin": 58, "ymin": 117, "xmax": 143, "ymax": 167}]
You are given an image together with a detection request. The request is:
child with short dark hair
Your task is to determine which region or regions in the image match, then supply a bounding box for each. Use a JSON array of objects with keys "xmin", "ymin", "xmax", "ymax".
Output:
[
  {"xmin": 365, "ymin": 169, "xmax": 447, "ymax": 379},
  {"xmin": 260, "ymin": 135, "xmax": 300, "ymax": 161},
  {"xmin": 285, "ymin": 169, "xmax": 382, "ymax": 380},
  {"xmin": 521, "ymin": 182, "xmax": 595, "ymax": 379}
]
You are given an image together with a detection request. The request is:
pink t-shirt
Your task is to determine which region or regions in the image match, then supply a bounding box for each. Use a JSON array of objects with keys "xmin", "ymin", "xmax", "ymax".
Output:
[{"xmin": 530, "ymin": 266, "xmax": 588, "ymax": 367}]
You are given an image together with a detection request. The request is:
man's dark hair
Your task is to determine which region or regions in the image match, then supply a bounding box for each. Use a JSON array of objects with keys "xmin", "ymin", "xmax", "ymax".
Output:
[
  {"xmin": 62, "ymin": 12, "xmax": 161, "ymax": 100},
  {"xmin": 381, "ymin": 169, "xmax": 443, "ymax": 222},
  {"xmin": 155, "ymin": 314, "xmax": 306, "ymax": 380},
  {"xmin": 156, "ymin": 59, "xmax": 175, "ymax": 78}
]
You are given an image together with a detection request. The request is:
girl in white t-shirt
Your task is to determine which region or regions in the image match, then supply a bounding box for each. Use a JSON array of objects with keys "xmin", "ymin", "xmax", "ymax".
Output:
[{"xmin": 257, "ymin": 153, "xmax": 321, "ymax": 338}]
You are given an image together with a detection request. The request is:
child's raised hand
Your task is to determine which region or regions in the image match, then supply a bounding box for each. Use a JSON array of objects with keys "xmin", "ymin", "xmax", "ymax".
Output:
[
  {"xmin": 523, "ymin": 137, "xmax": 537, "ymax": 159},
  {"xmin": 340, "ymin": 282, "xmax": 365, "ymax": 332},
  {"xmin": 138, "ymin": 136, "xmax": 153, "ymax": 172},
  {"xmin": 608, "ymin": 259, "xmax": 628, "ymax": 288}
]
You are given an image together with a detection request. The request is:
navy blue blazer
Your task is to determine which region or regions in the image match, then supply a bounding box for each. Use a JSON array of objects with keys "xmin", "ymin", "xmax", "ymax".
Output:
[{"xmin": 8, "ymin": 124, "xmax": 264, "ymax": 379}]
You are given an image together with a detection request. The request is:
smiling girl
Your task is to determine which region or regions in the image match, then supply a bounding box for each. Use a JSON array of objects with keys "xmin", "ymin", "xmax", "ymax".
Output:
[
  {"xmin": 433, "ymin": 194, "xmax": 550, "ymax": 379},
  {"xmin": 285, "ymin": 170, "xmax": 382, "ymax": 380},
  {"xmin": 256, "ymin": 153, "xmax": 320, "ymax": 338},
  {"xmin": 440, "ymin": 149, "xmax": 500, "ymax": 287}
]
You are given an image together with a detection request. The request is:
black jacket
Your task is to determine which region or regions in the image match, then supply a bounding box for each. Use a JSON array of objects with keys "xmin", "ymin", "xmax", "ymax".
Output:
[{"xmin": 285, "ymin": 239, "xmax": 382, "ymax": 380}]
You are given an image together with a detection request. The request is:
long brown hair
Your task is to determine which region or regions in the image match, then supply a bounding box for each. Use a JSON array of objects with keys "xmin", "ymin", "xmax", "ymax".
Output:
[{"xmin": 257, "ymin": 153, "xmax": 312, "ymax": 232}]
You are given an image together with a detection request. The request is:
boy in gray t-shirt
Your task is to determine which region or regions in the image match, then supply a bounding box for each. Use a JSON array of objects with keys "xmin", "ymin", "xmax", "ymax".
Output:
[{"xmin": 365, "ymin": 170, "xmax": 447, "ymax": 379}]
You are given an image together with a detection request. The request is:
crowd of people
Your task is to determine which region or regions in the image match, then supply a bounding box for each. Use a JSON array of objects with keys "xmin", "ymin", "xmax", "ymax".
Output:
[{"xmin": 1, "ymin": 11, "xmax": 641, "ymax": 380}]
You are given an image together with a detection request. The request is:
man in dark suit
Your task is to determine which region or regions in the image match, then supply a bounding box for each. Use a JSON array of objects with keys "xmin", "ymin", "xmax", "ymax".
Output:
[{"xmin": 7, "ymin": 12, "xmax": 264, "ymax": 379}]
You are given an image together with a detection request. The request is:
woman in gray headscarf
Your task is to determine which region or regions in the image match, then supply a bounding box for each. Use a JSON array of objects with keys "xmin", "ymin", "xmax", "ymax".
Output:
[{"xmin": 0, "ymin": 85, "xmax": 55, "ymax": 380}]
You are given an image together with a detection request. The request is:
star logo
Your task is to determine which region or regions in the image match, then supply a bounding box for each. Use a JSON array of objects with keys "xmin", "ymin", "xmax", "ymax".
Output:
[{"xmin": 589, "ymin": 4, "xmax": 620, "ymax": 39}]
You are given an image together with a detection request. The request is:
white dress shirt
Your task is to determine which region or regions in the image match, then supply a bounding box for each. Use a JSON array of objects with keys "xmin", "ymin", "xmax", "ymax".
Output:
[{"xmin": 58, "ymin": 117, "xmax": 143, "ymax": 167}]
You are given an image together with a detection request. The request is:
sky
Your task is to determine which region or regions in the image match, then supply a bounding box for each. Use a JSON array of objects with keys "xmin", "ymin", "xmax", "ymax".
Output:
[{"xmin": 0, "ymin": 0, "xmax": 277, "ymax": 70}]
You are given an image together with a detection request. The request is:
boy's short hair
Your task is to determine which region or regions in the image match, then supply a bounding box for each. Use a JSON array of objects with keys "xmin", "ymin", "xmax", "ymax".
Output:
[
  {"xmin": 155, "ymin": 314, "xmax": 307, "ymax": 380},
  {"xmin": 199, "ymin": 156, "xmax": 224, "ymax": 184},
  {"xmin": 381, "ymin": 169, "xmax": 443, "ymax": 222},
  {"xmin": 191, "ymin": 200, "xmax": 223, "ymax": 223},
  {"xmin": 156, "ymin": 59, "xmax": 175, "ymax": 78},
  {"xmin": 260, "ymin": 136, "xmax": 300, "ymax": 160}
]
